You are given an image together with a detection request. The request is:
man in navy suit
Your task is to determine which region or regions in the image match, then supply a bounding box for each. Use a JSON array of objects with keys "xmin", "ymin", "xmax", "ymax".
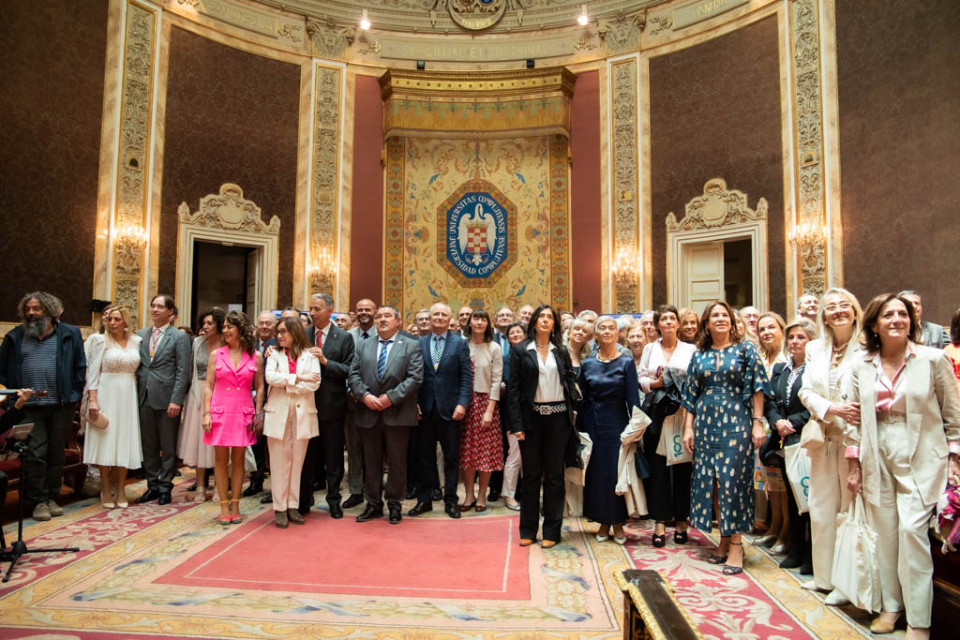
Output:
[{"xmin": 408, "ymin": 303, "xmax": 473, "ymax": 519}]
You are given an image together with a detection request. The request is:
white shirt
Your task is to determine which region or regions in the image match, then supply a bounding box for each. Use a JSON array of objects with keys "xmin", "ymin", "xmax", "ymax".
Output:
[
  {"xmin": 527, "ymin": 341, "xmax": 564, "ymax": 403},
  {"xmin": 638, "ymin": 339, "xmax": 697, "ymax": 394},
  {"xmin": 315, "ymin": 322, "xmax": 331, "ymax": 346}
]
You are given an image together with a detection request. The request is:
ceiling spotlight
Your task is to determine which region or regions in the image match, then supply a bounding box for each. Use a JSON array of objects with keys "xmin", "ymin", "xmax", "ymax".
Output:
[
  {"xmin": 360, "ymin": 9, "xmax": 371, "ymax": 31},
  {"xmin": 577, "ymin": 4, "xmax": 589, "ymax": 26}
]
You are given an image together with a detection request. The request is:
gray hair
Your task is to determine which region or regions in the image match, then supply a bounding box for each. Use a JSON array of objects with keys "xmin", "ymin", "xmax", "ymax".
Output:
[
  {"xmin": 18, "ymin": 291, "xmax": 63, "ymax": 321},
  {"xmin": 898, "ymin": 289, "xmax": 919, "ymax": 299},
  {"xmin": 615, "ymin": 315, "xmax": 633, "ymax": 331},
  {"xmin": 378, "ymin": 305, "xmax": 401, "ymax": 319},
  {"xmin": 782, "ymin": 318, "xmax": 819, "ymax": 358},
  {"xmin": 577, "ymin": 309, "xmax": 598, "ymax": 320},
  {"xmin": 311, "ymin": 293, "xmax": 335, "ymax": 308}
]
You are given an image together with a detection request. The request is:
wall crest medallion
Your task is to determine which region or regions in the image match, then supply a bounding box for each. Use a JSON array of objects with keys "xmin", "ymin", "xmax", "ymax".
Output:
[
  {"xmin": 178, "ymin": 183, "xmax": 280, "ymax": 234},
  {"xmin": 666, "ymin": 178, "xmax": 768, "ymax": 232},
  {"xmin": 437, "ymin": 179, "xmax": 517, "ymax": 287},
  {"xmin": 432, "ymin": 0, "xmax": 511, "ymax": 31}
]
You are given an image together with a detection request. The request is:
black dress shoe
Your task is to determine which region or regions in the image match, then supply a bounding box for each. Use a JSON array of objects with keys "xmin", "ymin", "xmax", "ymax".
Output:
[
  {"xmin": 432, "ymin": 488, "xmax": 443, "ymax": 502},
  {"xmin": 389, "ymin": 507, "xmax": 402, "ymax": 524},
  {"xmin": 157, "ymin": 492, "xmax": 171, "ymax": 506},
  {"xmin": 135, "ymin": 489, "xmax": 160, "ymax": 504},
  {"xmin": 342, "ymin": 494, "xmax": 364, "ymax": 509},
  {"xmin": 356, "ymin": 505, "xmax": 382, "ymax": 522},
  {"xmin": 407, "ymin": 501, "xmax": 433, "ymax": 516},
  {"xmin": 405, "ymin": 485, "xmax": 418, "ymax": 500},
  {"xmin": 329, "ymin": 503, "xmax": 344, "ymax": 519},
  {"xmin": 444, "ymin": 503, "xmax": 461, "ymax": 519},
  {"xmin": 260, "ymin": 492, "xmax": 273, "ymax": 504},
  {"xmin": 186, "ymin": 482, "xmax": 198, "ymax": 492},
  {"xmin": 487, "ymin": 488, "xmax": 500, "ymax": 502},
  {"xmin": 242, "ymin": 481, "xmax": 263, "ymax": 497}
]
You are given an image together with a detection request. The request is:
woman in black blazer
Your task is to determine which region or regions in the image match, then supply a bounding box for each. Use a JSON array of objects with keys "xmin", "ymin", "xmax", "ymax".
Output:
[
  {"xmin": 507, "ymin": 304, "xmax": 579, "ymax": 549},
  {"xmin": 763, "ymin": 317, "xmax": 817, "ymax": 573}
]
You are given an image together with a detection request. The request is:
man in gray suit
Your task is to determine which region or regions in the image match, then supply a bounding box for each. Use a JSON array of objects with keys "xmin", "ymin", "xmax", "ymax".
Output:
[
  {"xmin": 136, "ymin": 294, "xmax": 191, "ymax": 505},
  {"xmin": 900, "ymin": 290, "xmax": 949, "ymax": 349},
  {"xmin": 348, "ymin": 305, "xmax": 423, "ymax": 524}
]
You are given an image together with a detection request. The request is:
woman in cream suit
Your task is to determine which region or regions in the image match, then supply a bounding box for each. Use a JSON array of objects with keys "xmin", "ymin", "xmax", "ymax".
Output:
[
  {"xmin": 797, "ymin": 287, "xmax": 863, "ymax": 606},
  {"xmin": 844, "ymin": 293, "xmax": 960, "ymax": 639},
  {"xmin": 264, "ymin": 316, "xmax": 320, "ymax": 529}
]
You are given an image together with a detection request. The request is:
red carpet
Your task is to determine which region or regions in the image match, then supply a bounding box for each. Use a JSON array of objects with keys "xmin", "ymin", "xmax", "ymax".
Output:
[{"xmin": 157, "ymin": 512, "xmax": 530, "ymax": 600}]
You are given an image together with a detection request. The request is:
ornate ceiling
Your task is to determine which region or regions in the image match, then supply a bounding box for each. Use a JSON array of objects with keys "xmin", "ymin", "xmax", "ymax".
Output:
[{"xmin": 255, "ymin": 0, "xmax": 667, "ymax": 34}]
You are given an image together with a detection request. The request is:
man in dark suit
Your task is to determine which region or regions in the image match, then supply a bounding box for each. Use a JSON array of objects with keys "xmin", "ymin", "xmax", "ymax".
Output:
[
  {"xmin": 301, "ymin": 293, "xmax": 355, "ymax": 519},
  {"xmin": 136, "ymin": 294, "xmax": 191, "ymax": 505},
  {"xmin": 408, "ymin": 303, "xmax": 473, "ymax": 519},
  {"xmin": 348, "ymin": 306, "xmax": 423, "ymax": 524},
  {"xmin": 343, "ymin": 298, "xmax": 378, "ymax": 508},
  {"xmin": 245, "ymin": 310, "xmax": 278, "ymax": 497}
]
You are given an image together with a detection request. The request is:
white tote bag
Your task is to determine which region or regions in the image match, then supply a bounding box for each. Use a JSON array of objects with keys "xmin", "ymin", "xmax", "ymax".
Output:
[
  {"xmin": 783, "ymin": 443, "xmax": 812, "ymax": 514},
  {"xmin": 831, "ymin": 495, "xmax": 882, "ymax": 612},
  {"xmin": 655, "ymin": 414, "xmax": 692, "ymax": 466}
]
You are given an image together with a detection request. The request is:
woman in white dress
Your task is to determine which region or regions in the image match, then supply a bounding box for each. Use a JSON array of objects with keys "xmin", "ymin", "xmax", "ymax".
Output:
[
  {"xmin": 177, "ymin": 307, "xmax": 225, "ymax": 503},
  {"xmin": 84, "ymin": 306, "xmax": 143, "ymax": 508}
]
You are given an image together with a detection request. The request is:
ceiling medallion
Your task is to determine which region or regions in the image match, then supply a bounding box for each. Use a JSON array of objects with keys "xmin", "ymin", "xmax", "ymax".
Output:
[{"xmin": 433, "ymin": 0, "xmax": 510, "ymax": 31}]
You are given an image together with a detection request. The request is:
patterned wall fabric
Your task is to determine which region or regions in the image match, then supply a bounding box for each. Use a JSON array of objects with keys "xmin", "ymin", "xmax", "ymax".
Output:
[
  {"xmin": 649, "ymin": 16, "xmax": 785, "ymax": 316},
  {"xmin": 159, "ymin": 27, "xmax": 300, "ymax": 309},
  {"xmin": 0, "ymin": 0, "xmax": 109, "ymax": 325}
]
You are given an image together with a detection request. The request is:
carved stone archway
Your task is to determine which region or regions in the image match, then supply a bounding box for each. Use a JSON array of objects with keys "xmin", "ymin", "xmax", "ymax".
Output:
[
  {"xmin": 667, "ymin": 178, "xmax": 769, "ymax": 311},
  {"xmin": 175, "ymin": 183, "xmax": 280, "ymax": 325}
]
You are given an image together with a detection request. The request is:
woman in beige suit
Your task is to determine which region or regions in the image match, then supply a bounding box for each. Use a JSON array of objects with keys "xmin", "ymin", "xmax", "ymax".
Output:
[
  {"xmin": 797, "ymin": 287, "xmax": 863, "ymax": 606},
  {"xmin": 845, "ymin": 293, "xmax": 960, "ymax": 639},
  {"xmin": 264, "ymin": 316, "xmax": 321, "ymax": 529}
]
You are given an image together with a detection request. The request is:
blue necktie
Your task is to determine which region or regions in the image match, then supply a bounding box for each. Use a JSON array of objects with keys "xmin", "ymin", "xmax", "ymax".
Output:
[
  {"xmin": 432, "ymin": 335, "xmax": 444, "ymax": 370},
  {"xmin": 377, "ymin": 339, "xmax": 393, "ymax": 380}
]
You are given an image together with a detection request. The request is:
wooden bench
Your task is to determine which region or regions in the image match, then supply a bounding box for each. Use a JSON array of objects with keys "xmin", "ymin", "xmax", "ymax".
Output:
[{"xmin": 617, "ymin": 569, "xmax": 702, "ymax": 640}]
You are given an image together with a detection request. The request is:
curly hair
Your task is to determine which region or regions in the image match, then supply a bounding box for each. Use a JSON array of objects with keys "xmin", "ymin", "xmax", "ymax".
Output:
[
  {"xmin": 223, "ymin": 310, "xmax": 256, "ymax": 355},
  {"xmin": 102, "ymin": 305, "xmax": 135, "ymax": 339},
  {"xmin": 196, "ymin": 307, "xmax": 226, "ymax": 335},
  {"xmin": 18, "ymin": 291, "xmax": 63, "ymax": 321}
]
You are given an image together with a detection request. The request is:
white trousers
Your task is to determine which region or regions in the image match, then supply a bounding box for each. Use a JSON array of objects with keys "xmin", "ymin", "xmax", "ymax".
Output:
[
  {"xmin": 502, "ymin": 432, "xmax": 521, "ymax": 499},
  {"xmin": 808, "ymin": 434, "xmax": 851, "ymax": 590},
  {"xmin": 866, "ymin": 417, "xmax": 935, "ymax": 628},
  {"xmin": 267, "ymin": 406, "xmax": 309, "ymax": 512}
]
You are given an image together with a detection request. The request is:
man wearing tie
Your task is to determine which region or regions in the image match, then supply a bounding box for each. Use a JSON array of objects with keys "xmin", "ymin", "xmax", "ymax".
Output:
[
  {"xmin": 343, "ymin": 298, "xmax": 377, "ymax": 508},
  {"xmin": 348, "ymin": 306, "xmax": 423, "ymax": 524},
  {"xmin": 408, "ymin": 303, "xmax": 473, "ymax": 519},
  {"xmin": 488, "ymin": 305, "xmax": 514, "ymax": 502},
  {"xmin": 302, "ymin": 293, "xmax": 355, "ymax": 518},
  {"xmin": 136, "ymin": 294, "xmax": 191, "ymax": 505}
]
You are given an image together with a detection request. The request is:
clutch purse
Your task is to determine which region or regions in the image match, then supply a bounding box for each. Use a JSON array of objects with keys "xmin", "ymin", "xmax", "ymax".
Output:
[
  {"xmin": 87, "ymin": 410, "xmax": 109, "ymax": 430},
  {"xmin": 799, "ymin": 418, "xmax": 824, "ymax": 451}
]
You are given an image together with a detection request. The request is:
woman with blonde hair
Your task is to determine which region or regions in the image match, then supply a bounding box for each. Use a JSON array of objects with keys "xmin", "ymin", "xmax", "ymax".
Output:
[
  {"xmin": 264, "ymin": 316, "xmax": 320, "ymax": 528},
  {"xmin": 626, "ymin": 322, "xmax": 646, "ymax": 372},
  {"xmin": 564, "ymin": 318, "xmax": 593, "ymax": 376},
  {"xmin": 797, "ymin": 287, "xmax": 863, "ymax": 606},
  {"xmin": 678, "ymin": 308, "xmax": 700, "ymax": 344},
  {"xmin": 755, "ymin": 311, "xmax": 789, "ymax": 551},
  {"xmin": 84, "ymin": 306, "xmax": 143, "ymax": 508}
]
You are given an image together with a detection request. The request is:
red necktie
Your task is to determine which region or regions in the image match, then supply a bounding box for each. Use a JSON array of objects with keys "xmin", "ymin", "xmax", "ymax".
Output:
[{"xmin": 318, "ymin": 331, "xmax": 323, "ymax": 349}]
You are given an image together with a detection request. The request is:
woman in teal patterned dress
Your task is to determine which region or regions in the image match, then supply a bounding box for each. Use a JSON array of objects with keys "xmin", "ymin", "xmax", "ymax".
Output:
[{"xmin": 682, "ymin": 300, "xmax": 770, "ymax": 575}]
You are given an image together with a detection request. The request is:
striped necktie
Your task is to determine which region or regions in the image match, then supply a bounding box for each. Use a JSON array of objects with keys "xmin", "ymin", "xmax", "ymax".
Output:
[
  {"xmin": 377, "ymin": 339, "xmax": 393, "ymax": 380},
  {"xmin": 432, "ymin": 335, "xmax": 444, "ymax": 370}
]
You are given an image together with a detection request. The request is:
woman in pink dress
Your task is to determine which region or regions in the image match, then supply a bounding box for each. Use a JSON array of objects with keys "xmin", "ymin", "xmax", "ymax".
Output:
[{"xmin": 202, "ymin": 310, "xmax": 264, "ymax": 525}]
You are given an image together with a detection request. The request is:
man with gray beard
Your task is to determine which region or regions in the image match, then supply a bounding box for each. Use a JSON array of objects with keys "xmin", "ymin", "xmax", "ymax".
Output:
[{"xmin": 0, "ymin": 292, "xmax": 86, "ymax": 521}]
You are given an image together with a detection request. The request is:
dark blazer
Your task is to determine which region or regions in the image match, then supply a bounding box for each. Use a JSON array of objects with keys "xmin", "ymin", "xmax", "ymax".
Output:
[
  {"xmin": 763, "ymin": 362, "xmax": 811, "ymax": 447},
  {"xmin": 0, "ymin": 322, "xmax": 86, "ymax": 405},
  {"xmin": 306, "ymin": 323, "xmax": 355, "ymax": 420},
  {"xmin": 137, "ymin": 325, "xmax": 192, "ymax": 409},
  {"xmin": 506, "ymin": 340, "xmax": 580, "ymax": 433},
  {"xmin": 348, "ymin": 331, "xmax": 423, "ymax": 428},
  {"xmin": 256, "ymin": 337, "xmax": 276, "ymax": 356},
  {"xmin": 417, "ymin": 331, "xmax": 473, "ymax": 421}
]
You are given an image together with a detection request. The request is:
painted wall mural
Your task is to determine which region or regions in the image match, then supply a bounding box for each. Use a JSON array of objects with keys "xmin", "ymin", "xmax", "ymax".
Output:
[{"xmin": 384, "ymin": 135, "xmax": 570, "ymax": 320}]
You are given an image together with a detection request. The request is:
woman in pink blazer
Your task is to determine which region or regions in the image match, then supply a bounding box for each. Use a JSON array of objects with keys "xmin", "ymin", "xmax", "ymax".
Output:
[{"xmin": 263, "ymin": 316, "xmax": 321, "ymax": 529}]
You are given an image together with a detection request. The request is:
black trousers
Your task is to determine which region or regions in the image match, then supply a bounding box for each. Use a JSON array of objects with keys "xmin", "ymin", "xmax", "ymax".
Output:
[
  {"xmin": 416, "ymin": 409, "xmax": 459, "ymax": 505},
  {"xmin": 318, "ymin": 417, "xmax": 345, "ymax": 506},
  {"xmin": 518, "ymin": 410, "xmax": 569, "ymax": 542},
  {"xmin": 360, "ymin": 419, "xmax": 412, "ymax": 512},
  {"xmin": 22, "ymin": 404, "xmax": 74, "ymax": 505},
  {"xmin": 250, "ymin": 433, "xmax": 268, "ymax": 482},
  {"xmin": 642, "ymin": 427, "xmax": 692, "ymax": 522},
  {"xmin": 0, "ymin": 470, "xmax": 7, "ymax": 549},
  {"xmin": 139, "ymin": 404, "xmax": 180, "ymax": 494}
]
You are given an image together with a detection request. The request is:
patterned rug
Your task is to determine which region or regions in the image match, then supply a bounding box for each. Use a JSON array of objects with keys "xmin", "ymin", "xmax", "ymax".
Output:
[{"xmin": 0, "ymin": 474, "xmax": 874, "ymax": 639}]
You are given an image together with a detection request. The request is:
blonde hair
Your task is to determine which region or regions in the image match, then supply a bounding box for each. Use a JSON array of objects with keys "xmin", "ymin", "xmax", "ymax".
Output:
[
  {"xmin": 756, "ymin": 311, "xmax": 786, "ymax": 361},
  {"xmin": 564, "ymin": 318, "xmax": 593, "ymax": 362},
  {"xmin": 817, "ymin": 287, "xmax": 863, "ymax": 347},
  {"xmin": 103, "ymin": 305, "xmax": 135, "ymax": 340}
]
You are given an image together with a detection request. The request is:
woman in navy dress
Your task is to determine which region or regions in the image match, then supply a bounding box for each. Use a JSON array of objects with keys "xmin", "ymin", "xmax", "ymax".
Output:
[
  {"xmin": 682, "ymin": 300, "xmax": 770, "ymax": 575},
  {"xmin": 578, "ymin": 316, "xmax": 641, "ymax": 544}
]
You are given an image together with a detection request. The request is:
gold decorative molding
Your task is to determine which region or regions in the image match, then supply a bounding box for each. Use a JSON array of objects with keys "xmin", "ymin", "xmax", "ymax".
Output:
[
  {"xmin": 176, "ymin": 183, "xmax": 280, "ymax": 233},
  {"xmin": 666, "ymin": 178, "xmax": 768, "ymax": 232},
  {"xmin": 610, "ymin": 56, "xmax": 640, "ymax": 313},
  {"xmin": 381, "ymin": 67, "xmax": 576, "ymax": 141},
  {"xmin": 169, "ymin": 0, "xmax": 305, "ymax": 47},
  {"xmin": 598, "ymin": 13, "xmax": 646, "ymax": 54},
  {"xmin": 306, "ymin": 18, "xmax": 354, "ymax": 59},
  {"xmin": 112, "ymin": 0, "xmax": 159, "ymax": 321},
  {"xmin": 309, "ymin": 63, "xmax": 343, "ymax": 296}
]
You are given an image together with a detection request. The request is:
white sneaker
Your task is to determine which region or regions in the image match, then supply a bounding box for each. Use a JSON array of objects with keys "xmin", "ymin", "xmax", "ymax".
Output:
[
  {"xmin": 824, "ymin": 589, "xmax": 850, "ymax": 606},
  {"xmin": 801, "ymin": 579, "xmax": 824, "ymax": 591}
]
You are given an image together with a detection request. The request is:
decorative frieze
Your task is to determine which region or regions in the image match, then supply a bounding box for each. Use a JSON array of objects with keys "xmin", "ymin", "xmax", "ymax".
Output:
[
  {"xmin": 610, "ymin": 57, "xmax": 640, "ymax": 313},
  {"xmin": 306, "ymin": 18, "xmax": 354, "ymax": 59},
  {"xmin": 310, "ymin": 64, "xmax": 343, "ymax": 295}
]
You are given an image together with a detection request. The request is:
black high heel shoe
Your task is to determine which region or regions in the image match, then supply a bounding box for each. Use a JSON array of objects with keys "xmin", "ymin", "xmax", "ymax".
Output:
[
  {"xmin": 651, "ymin": 533, "xmax": 666, "ymax": 548},
  {"xmin": 674, "ymin": 530, "xmax": 688, "ymax": 544}
]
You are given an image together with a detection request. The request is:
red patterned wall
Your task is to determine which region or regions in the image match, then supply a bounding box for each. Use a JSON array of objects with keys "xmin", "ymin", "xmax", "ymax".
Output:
[
  {"xmin": 158, "ymin": 27, "xmax": 300, "ymax": 312},
  {"xmin": 0, "ymin": 0, "xmax": 108, "ymax": 325},
  {"xmin": 837, "ymin": 0, "xmax": 960, "ymax": 325},
  {"xmin": 349, "ymin": 75, "xmax": 384, "ymax": 308},
  {"xmin": 649, "ymin": 16, "xmax": 785, "ymax": 316}
]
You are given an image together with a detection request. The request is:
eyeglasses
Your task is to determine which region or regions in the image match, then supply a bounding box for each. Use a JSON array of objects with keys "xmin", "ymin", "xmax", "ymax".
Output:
[{"xmin": 823, "ymin": 302, "xmax": 853, "ymax": 313}]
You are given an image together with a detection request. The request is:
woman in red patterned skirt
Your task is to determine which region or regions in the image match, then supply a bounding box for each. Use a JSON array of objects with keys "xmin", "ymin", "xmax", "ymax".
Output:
[{"xmin": 460, "ymin": 309, "xmax": 505, "ymax": 512}]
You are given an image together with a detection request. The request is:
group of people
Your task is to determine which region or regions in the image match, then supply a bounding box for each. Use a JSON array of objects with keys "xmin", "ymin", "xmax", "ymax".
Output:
[{"xmin": 2, "ymin": 288, "xmax": 959, "ymax": 639}]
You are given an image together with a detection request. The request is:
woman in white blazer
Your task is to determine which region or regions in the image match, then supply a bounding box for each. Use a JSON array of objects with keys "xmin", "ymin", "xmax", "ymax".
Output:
[
  {"xmin": 844, "ymin": 293, "xmax": 960, "ymax": 639},
  {"xmin": 264, "ymin": 316, "xmax": 321, "ymax": 529},
  {"xmin": 797, "ymin": 287, "xmax": 863, "ymax": 606}
]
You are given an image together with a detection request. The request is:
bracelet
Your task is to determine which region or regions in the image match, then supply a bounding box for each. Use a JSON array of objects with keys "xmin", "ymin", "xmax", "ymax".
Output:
[{"xmin": 752, "ymin": 417, "xmax": 764, "ymax": 423}]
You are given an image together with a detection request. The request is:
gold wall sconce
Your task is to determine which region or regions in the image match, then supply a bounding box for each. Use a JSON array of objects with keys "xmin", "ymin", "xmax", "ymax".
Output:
[
  {"xmin": 788, "ymin": 219, "xmax": 825, "ymax": 247},
  {"xmin": 612, "ymin": 248, "xmax": 638, "ymax": 284}
]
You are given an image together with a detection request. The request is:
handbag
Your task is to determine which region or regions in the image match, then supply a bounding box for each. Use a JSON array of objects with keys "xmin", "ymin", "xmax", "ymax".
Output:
[
  {"xmin": 831, "ymin": 495, "xmax": 882, "ymax": 612},
  {"xmin": 783, "ymin": 442, "xmax": 812, "ymax": 513},
  {"xmin": 655, "ymin": 414, "xmax": 692, "ymax": 466},
  {"xmin": 799, "ymin": 418, "xmax": 824, "ymax": 451}
]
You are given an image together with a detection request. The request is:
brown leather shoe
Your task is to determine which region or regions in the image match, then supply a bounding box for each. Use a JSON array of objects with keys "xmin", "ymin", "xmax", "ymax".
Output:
[
  {"xmin": 274, "ymin": 511, "xmax": 289, "ymax": 528},
  {"xmin": 540, "ymin": 540, "xmax": 557, "ymax": 549},
  {"xmin": 287, "ymin": 508, "xmax": 305, "ymax": 525},
  {"xmin": 519, "ymin": 538, "xmax": 535, "ymax": 547}
]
